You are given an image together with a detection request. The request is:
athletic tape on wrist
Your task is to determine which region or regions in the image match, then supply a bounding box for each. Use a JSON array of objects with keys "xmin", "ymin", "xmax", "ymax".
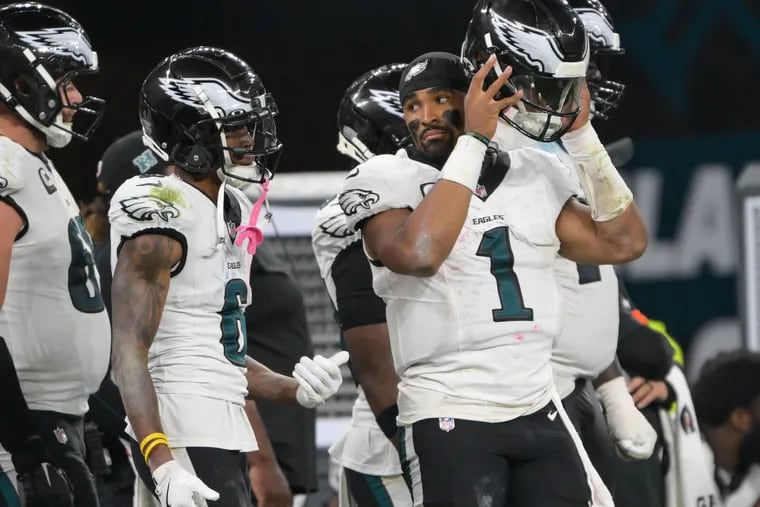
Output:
[{"xmin": 439, "ymin": 135, "xmax": 487, "ymax": 192}]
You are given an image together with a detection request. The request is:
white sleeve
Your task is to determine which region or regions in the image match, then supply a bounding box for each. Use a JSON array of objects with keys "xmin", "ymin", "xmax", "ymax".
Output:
[
  {"xmin": 0, "ymin": 141, "xmax": 25, "ymax": 198},
  {"xmin": 108, "ymin": 175, "xmax": 195, "ymax": 241},
  {"xmin": 520, "ymin": 147, "xmax": 580, "ymax": 214},
  {"xmin": 338, "ymin": 154, "xmax": 421, "ymax": 232}
]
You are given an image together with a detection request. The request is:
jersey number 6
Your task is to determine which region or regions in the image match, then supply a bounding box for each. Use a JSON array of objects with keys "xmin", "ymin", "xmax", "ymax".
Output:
[
  {"xmin": 219, "ymin": 279, "xmax": 248, "ymax": 366},
  {"xmin": 476, "ymin": 227, "xmax": 534, "ymax": 322}
]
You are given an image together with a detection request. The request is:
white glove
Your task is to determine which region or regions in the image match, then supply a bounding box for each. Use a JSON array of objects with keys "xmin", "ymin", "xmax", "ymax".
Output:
[
  {"xmin": 596, "ymin": 377, "xmax": 657, "ymax": 460},
  {"xmin": 152, "ymin": 460, "xmax": 220, "ymax": 507},
  {"xmin": 293, "ymin": 351, "xmax": 349, "ymax": 408}
]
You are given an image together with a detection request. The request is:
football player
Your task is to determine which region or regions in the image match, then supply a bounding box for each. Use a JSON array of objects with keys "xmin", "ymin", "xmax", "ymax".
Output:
[
  {"xmin": 339, "ymin": 36, "xmax": 646, "ymax": 505},
  {"xmin": 0, "ymin": 3, "xmax": 109, "ymax": 506},
  {"xmin": 312, "ymin": 63, "xmax": 413, "ymax": 506},
  {"xmin": 109, "ymin": 47, "xmax": 347, "ymax": 507},
  {"xmin": 461, "ymin": 0, "xmax": 657, "ymax": 485}
]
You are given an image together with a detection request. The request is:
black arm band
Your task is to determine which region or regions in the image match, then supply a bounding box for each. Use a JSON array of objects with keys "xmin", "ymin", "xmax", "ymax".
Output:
[
  {"xmin": 333, "ymin": 241, "xmax": 386, "ymax": 330},
  {"xmin": 375, "ymin": 403, "xmax": 399, "ymax": 440}
]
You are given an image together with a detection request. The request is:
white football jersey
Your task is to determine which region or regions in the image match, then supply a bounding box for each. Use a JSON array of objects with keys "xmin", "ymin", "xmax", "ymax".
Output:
[
  {"xmin": 341, "ymin": 146, "xmax": 577, "ymax": 424},
  {"xmin": 312, "ymin": 195, "xmax": 402, "ymax": 476},
  {"xmin": 0, "ymin": 137, "xmax": 110, "ymax": 415},
  {"xmin": 109, "ymin": 175, "xmax": 257, "ymax": 451},
  {"xmin": 494, "ymin": 121, "xmax": 620, "ymax": 397}
]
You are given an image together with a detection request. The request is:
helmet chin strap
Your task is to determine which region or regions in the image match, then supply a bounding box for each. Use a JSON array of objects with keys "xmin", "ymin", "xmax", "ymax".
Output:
[{"xmin": 44, "ymin": 114, "xmax": 74, "ymax": 148}]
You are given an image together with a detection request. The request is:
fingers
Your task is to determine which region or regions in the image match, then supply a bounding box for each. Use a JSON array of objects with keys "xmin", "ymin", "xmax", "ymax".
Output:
[
  {"xmin": 315, "ymin": 355, "xmax": 342, "ymax": 383},
  {"xmin": 294, "ymin": 359, "xmax": 331, "ymax": 395},
  {"xmin": 484, "ymin": 63, "xmax": 513, "ymax": 99},
  {"xmin": 627, "ymin": 376, "xmax": 647, "ymax": 393},
  {"xmin": 328, "ymin": 350, "xmax": 350, "ymax": 367},
  {"xmin": 494, "ymin": 87, "xmax": 524, "ymax": 111},
  {"xmin": 635, "ymin": 387, "xmax": 660, "ymax": 409},
  {"xmin": 193, "ymin": 479, "xmax": 220, "ymax": 501},
  {"xmin": 469, "ymin": 53, "xmax": 496, "ymax": 92}
]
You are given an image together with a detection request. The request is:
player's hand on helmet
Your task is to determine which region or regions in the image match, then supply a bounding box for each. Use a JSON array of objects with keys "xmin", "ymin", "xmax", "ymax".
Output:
[
  {"xmin": 566, "ymin": 79, "xmax": 591, "ymax": 132},
  {"xmin": 464, "ymin": 54, "xmax": 524, "ymax": 140},
  {"xmin": 293, "ymin": 351, "xmax": 349, "ymax": 409},
  {"xmin": 11, "ymin": 435, "xmax": 74, "ymax": 507},
  {"xmin": 152, "ymin": 460, "xmax": 219, "ymax": 507}
]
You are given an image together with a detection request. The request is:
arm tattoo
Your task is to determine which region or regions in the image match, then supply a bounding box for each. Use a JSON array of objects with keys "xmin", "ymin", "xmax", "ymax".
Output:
[
  {"xmin": 111, "ymin": 234, "xmax": 181, "ymax": 452},
  {"xmin": 245, "ymin": 356, "xmax": 298, "ymax": 403}
]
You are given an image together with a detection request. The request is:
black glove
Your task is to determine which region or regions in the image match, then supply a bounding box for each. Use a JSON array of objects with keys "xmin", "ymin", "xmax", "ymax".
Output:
[{"xmin": 11, "ymin": 436, "xmax": 74, "ymax": 507}]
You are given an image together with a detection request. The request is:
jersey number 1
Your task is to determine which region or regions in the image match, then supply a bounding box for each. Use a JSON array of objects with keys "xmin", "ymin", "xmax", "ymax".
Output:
[
  {"xmin": 219, "ymin": 279, "xmax": 248, "ymax": 367},
  {"xmin": 476, "ymin": 227, "xmax": 534, "ymax": 322}
]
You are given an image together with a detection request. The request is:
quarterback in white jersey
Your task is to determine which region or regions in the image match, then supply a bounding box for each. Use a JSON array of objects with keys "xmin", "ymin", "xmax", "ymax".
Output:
[
  {"xmin": 462, "ymin": 0, "xmax": 658, "ymax": 469},
  {"xmin": 340, "ymin": 47, "xmax": 646, "ymax": 505},
  {"xmin": 0, "ymin": 3, "xmax": 109, "ymax": 505},
  {"xmin": 109, "ymin": 47, "xmax": 346, "ymax": 507},
  {"xmin": 313, "ymin": 62, "xmax": 413, "ymax": 507}
]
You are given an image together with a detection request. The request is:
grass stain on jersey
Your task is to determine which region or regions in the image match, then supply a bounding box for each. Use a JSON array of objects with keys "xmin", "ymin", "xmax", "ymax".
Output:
[{"xmin": 150, "ymin": 186, "xmax": 186, "ymax": 208}]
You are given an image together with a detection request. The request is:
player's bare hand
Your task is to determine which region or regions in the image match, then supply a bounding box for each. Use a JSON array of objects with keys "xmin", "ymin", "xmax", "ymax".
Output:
[
  {"xmin": 464, "ymin": 54, "xmax": 523, "ymax": 140},
  {"xmin": 628, "ymin": 376, "xmax": 669, "ymax": 409},
  {"xmin": 566, "ymin": 79, "xmax": 591, "ymax": 132},
  {"xmin": 249, "ymin": 459, "xmax": 292, "ymax": 507}
]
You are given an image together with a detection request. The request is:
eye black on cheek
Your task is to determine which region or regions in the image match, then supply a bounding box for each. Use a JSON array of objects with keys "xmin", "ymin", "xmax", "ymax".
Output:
[
  {"xmin": 407, "ymin": 119, "xmax": 421, "ymax": 141},
  {"xmin": 442, "ymin": 109, "xmax": 464, "ymax": 130}
]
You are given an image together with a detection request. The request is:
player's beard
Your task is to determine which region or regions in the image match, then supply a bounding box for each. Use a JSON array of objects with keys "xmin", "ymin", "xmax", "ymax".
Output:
[{"xmin": 408, "ymin": 109, "xmax": 463, "ymax": 167}]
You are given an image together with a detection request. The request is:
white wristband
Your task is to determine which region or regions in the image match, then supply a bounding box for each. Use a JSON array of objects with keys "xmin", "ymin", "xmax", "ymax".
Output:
[
  {"xmin": 563, "ymin": 123, "xmax": 633, "ymax": 221},
  {"xmin": 439, "ymin": 135, "xmax": 488, "ymax": 193}
]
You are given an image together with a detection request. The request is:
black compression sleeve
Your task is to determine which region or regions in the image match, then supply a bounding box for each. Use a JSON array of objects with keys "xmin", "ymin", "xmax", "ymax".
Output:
[
  {"xmin": 0, "ymin": 337, "xmax": 35, "ymax": 452},
  {"xmin": 332, "ymin": 241, "xmax": 386, "ymax": 330}
]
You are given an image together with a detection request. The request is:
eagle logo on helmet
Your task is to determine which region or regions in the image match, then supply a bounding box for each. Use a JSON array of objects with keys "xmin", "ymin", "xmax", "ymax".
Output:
[
  {"xmin": 158, "ymin": 77, "xmax": 252, "ymax": 117},
  {"xmin": 119, "ymin": 196, "xmax": 180, "ymax": 222},
  {"xmin": 575, "ymin": 9, "xmax": 620, "ymax": 49},
  {"xmin": 16, "ymin": 27, "xmax": 96, "ymax": 67},
  {"xmin": 368, "ymin": 89, "xmax": 403, "ymax": 118},
  {"xmin": 338, "ymin": 189, "xmax": 379, "ymax": 216},
  {"xmin": 319, "ymin": 201, "xmax": 354, "ymax": 239},
  {"xmin": 404, "ymin": 60, "xmax": 428, "ymax": 82},
  {"xmin": 490, "ymin": 14, "xmax": 566, "ymax": 73}
]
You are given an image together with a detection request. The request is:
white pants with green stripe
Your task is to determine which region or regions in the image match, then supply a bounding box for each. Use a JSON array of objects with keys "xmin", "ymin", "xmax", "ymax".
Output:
[{"xmin": 340, "ymin": 467, "xmax": 412, "ymax": 507}]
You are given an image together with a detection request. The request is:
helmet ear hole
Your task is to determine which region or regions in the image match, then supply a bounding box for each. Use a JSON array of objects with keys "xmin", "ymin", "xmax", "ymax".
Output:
[
  {"xmin": 13, "ymin": 76, "xmax": 31, "ymax": 96},
  {"xmin": 172, "ymin": 144, "xmax": 214, "ymax": 174}
]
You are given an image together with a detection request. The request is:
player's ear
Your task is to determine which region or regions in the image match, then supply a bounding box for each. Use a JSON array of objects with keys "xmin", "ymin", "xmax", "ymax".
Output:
[{"xmin": 728, "ymin": 407, "xmax": 752, "ymax": 433}]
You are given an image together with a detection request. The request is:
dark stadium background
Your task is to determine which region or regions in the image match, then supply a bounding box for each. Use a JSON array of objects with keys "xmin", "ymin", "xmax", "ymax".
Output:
[{"xmin": 40, "ymin": 0, "xmax": 760, "ymax": 374}]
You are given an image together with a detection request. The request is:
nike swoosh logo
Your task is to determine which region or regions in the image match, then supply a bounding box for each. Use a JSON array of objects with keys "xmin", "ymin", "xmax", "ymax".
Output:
[{"xmin": 547, "ymin": 410, "xmax": 558, "ymax": 421}]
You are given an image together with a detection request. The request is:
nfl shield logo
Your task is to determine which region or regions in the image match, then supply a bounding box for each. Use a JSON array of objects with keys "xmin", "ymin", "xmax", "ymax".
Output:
[
  {"xmin": 438, "ymin": 417, "xmax": 456, "ymax": 432},
  {"xmin": 53, "ymin": 426, "xmax": 68, "ymax": 445},
  {"xmin": 475, "ymin": 184, "xmax": 488, "ymax": 199}
]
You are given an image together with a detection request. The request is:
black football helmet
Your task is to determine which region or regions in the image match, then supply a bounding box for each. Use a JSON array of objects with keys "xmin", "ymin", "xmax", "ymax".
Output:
[
  {"xmin": 337, "ymin": 63, "xmax": 410, "ymax": 164},
  {"xmin": 566, "ymin": 0, "xmax": 625, "ymax": 120},
  {"xmin": 0, "ymin": 2, "xmax": 104, "ymax": 148},
  {"xmin": 462, "ymin": 0, "xmax": 588, "ymax": 142},
  {"xmin": 139, "ymin": 46, "xmax": 281, "ymax": 185}
]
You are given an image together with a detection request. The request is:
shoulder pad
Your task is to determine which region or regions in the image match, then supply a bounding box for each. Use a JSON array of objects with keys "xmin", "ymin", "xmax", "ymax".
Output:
[{"xmin": 109, "ymin": 175, "xmax": 194, "ymax": 236}]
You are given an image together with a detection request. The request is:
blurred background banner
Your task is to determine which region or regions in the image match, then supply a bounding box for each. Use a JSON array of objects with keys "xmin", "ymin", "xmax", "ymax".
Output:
[{"xmin": 45, "ymin": 0, "xmax": 758, "ymax": 370}]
